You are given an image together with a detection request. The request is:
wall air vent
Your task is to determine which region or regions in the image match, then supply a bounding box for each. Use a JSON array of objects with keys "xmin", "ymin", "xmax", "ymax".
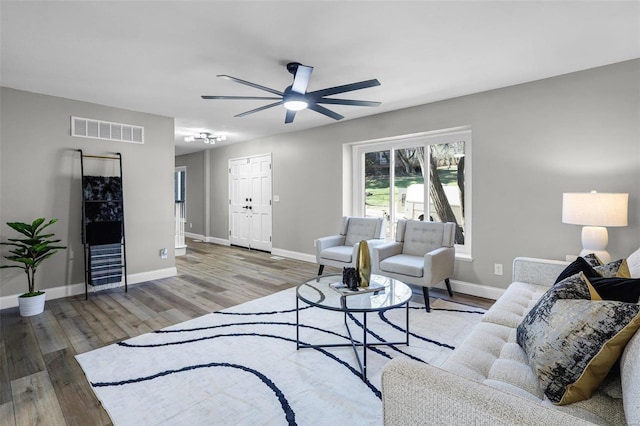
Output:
[{"xmin": 71, "ymin": 116, "xmax": 144, "ymax": 144}]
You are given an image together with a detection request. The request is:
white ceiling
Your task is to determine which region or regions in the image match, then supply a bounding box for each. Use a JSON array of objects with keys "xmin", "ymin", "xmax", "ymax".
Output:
[{"xmin": 2, "ymin": 1, "xmax": 639, "ymax": 156}]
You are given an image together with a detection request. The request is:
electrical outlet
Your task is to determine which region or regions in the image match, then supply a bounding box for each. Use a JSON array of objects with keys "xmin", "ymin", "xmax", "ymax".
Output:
[
  {"xmin": 494, "ymin": 263, "xmax": 503, "ymax": 276},
  {"xmin": 189, "ymin": 222, "xmax": 193, "ymax": 229},
  {"xmin": 160, "ymin": 248, "xmax": 168, "ymax": 259}
]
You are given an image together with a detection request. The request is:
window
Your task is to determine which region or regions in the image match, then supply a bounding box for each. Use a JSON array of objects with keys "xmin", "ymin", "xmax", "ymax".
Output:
[{"xmin": 353, "ymin": 130, "xmax": 472, "ymax": 258}]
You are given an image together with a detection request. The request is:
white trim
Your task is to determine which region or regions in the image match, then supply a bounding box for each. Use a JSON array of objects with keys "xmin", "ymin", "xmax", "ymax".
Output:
[
  {"xmin": 185, "ymin": 232, "xmax": 206, "ymax": 240},
  {"xmin": 206, "ymin": 236, "xmax": 231, "ymax": 246},
  {"xmin": 0, "ymin": 267, "xmax": 177, "ymax": 310},
  {"xmin": 433, "ymin": 279, "xmax": 503, "ymax": 301},
  {"xmin": 267, "ymin": 248, "xmax": 496, "ymax": 300},
  {"xmin": 270, "ymin": 248, "xmax": 317, "ymax": 263},
  {"xmin": 204, "ymin": 150, "xmax": 211, "ymax": 238},
  {"xmin": 352, "ymin": 128, "xmax": 472, "ymax": 257}
]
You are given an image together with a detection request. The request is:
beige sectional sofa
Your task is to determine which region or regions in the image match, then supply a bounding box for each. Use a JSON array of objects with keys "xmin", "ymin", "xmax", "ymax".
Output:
[{"xmin": 382, "ymin": 257, "xmax": 640, "ymax": 425}]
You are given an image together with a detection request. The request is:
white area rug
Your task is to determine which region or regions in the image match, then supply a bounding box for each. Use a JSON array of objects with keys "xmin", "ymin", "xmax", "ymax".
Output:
[{"xmin": 76, "ymin": 287, "xmax": 485, "ymax": 425}]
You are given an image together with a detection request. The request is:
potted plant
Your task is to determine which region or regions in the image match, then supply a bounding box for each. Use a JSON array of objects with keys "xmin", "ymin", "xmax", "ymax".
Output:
[{"xmin": 1, "ymin": 218, "xmax": 66, "ymax": 316}]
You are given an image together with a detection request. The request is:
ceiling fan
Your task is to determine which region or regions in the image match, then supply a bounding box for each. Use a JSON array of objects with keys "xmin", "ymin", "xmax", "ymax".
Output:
[{"xmin": 201, "ymin": 62, "xmax": 381, "ymax": 124}]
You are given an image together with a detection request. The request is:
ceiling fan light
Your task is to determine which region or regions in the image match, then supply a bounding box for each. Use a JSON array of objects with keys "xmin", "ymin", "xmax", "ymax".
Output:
[{"xmin": 284, "ymin": 100, "xmax": 308, "ymax": 111}]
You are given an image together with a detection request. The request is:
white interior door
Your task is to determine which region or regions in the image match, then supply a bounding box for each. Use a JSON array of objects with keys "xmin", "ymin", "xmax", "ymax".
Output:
[
  {"xmin": 249, "ymin": 154, "xmax": 272, "ymax": 251},
  {"xmin": 229, "ymin": 154, "xmax": 272, "ymax": 251},
  {"xmin": 229, "ymin": 158, "xmax": 251, "ymax": 247}
]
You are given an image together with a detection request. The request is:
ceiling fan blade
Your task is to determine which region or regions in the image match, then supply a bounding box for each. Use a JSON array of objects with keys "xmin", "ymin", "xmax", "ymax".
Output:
[
  {"xmin": 234, "ymin": 101, "xmax": 283, "ymax": 118},
  {"xmin": 217, "ymin": 75, "xmax": 284, "ymax": 96},
  {"xmin": 307, "ymin": 103, "xmax": 344, "ymax": 121},
  {"xmin": 315, "ymin": 98, "xmax": 381, "ymax": 107},
  {"xmin": 290, "ymin": 65, "xmax": 313, "ymax": 94},
  {"xmin": 284, "ymin": 110, "xmax": 296, "ymax": 124},
  {"xmin": 307, "ymin": 79, "xmax": 381, "ymax": 98},
  {"xmin": 202, "ymin": 95, "xmax": 281, "ymax": 100}
]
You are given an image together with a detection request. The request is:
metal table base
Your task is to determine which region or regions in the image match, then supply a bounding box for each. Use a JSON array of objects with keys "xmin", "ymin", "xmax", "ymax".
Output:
[{"xmin": 296, "ymin": 297, "xmax": 410, "ymax": 381}]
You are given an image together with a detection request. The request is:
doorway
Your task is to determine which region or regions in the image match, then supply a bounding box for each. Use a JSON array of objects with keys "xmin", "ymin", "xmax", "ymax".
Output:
[
  {"xmin": 229, "ymin": 153, "xmax": 272, "ymax": 251},
  {"xmin": 174, "ymin": 166, "xmax": 187, "ymax": 256}
]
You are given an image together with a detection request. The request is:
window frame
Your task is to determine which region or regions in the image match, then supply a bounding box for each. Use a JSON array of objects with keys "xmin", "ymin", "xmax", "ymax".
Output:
[{"xmin": 352, "ymin": 129, "xmax": 472, "ymax": 260}]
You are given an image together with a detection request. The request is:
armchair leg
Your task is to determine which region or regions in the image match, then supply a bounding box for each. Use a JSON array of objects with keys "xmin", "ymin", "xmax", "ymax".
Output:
[
  {"xmin": 445, "ymin": 278, "xmax": 453, "ymax": 297},
  {"xmin": 422, "ymin": 286, "xmax": 431, "ymax": 312},
  {"xmin": 317, "ymin": 265, "xmax": 324, "ymax": 276}
]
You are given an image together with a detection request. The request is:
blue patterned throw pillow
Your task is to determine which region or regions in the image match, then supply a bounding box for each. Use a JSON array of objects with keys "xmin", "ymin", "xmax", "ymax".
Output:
[{"xmin": 517, "ymin": 273, "xmax": 640, "ymax": 405}]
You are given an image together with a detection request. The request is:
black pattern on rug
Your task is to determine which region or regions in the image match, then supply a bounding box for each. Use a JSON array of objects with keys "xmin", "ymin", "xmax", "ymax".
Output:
[{"xmin": 76, "ymin": 288, "xmax": 485, "ymax": 426}]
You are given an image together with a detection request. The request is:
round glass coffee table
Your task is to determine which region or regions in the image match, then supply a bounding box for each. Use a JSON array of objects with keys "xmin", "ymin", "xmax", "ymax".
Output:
[{"xmin": 295, "ymin": 274, "xmax": 412, "ymax": 380}]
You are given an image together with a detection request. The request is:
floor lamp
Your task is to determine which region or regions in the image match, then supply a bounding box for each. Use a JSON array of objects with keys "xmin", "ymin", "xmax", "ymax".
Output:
[{"xmin": 562, "ymin": 191, "xmax": 628, "ymax": 263}]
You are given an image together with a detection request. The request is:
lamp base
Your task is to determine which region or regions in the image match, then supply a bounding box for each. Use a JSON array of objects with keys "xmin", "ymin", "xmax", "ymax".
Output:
[{"xmin": 579, "ymin": 226, "xmax": 611, "ymax": 263}]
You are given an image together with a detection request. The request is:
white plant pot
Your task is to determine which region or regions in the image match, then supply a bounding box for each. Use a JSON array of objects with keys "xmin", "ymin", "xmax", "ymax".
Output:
[{"xmin": 18, "ymin": 292, "xmax": 46, "ymax": 317}]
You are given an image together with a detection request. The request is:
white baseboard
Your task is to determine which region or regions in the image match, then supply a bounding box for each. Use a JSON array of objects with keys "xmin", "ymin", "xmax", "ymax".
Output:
[
  {"xmin": 430, "ymin": 279, "xmax": 504, "ymax": 301},
  {"xmin": 0, "ymin": 267, "xmax": 178, "ymax": 310},
  {"xmin": 268, "ymin": 248, "xmax": 503, "ymax": 300},
  {"xmin": 206, "ymin": 236, "xmax": 231, "ymax": 246},
  {"xmin": 185, "ymin": 232, "xmax": 206, "ymax": 240},
  {"xmin": 271, "ymin": 248, "xmax": 316, "ymax": 263}
]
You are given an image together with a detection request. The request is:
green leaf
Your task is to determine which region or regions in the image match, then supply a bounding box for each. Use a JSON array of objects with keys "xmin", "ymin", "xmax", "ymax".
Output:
[
  {"xmin": 2, "ymin": 218, "xmax": 66, "ymax": 293},
  {"xmin": 6, "ymin": 222, "xmax": 33, "ymax": 238},
  {"xmin": 34, "ymin": 218, "xmax": 58, "ymax": 237},
  {"xmin": 31, "ymin": 218, "xmax": 46, "ymax": 232}
]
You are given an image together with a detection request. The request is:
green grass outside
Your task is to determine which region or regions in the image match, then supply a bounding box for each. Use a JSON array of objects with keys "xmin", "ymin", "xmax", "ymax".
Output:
[{"xmin": 365, "ymin": 168, "xmax": 458, "ymax": 208}]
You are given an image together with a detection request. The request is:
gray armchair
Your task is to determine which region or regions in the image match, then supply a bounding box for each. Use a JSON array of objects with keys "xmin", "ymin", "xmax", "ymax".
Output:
[
  {"xmin": 372, "ymin": 220, "xmax": 455, "ymax": 312},
  {"xmin": 315, "ymin": 216, "xmax": 386, "ymax": 275}
]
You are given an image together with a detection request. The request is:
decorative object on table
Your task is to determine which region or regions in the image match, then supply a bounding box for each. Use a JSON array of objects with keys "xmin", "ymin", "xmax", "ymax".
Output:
[
  {"xmin": 562, "ymin": 191, "xmax": 628, "ymax": 263},
  {"xmin": 329, "ymin": 280, "xmax": 385, "ymax": 296},
  {"xmin": 357, "ymin": 240, "xmax": 371, "ymax": 287},
  {"xmin": 342, "ymin": 267, "xmax": 359, "ymax": 290},
  {"xmin": 0, "ymin": 218, "xmax": 66, "ymax": 317}
]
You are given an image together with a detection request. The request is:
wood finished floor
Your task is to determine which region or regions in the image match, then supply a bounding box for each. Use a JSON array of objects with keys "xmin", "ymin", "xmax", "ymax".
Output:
[{"xmin": 0, "ymin": 239, "xmax": 494, "ymax": 425}]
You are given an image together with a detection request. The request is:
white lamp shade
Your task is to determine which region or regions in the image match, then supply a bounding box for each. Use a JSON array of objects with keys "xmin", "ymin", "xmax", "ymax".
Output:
[{"xmin": 562, "ymin": 192, "xmax": 628, "ymax": 227}]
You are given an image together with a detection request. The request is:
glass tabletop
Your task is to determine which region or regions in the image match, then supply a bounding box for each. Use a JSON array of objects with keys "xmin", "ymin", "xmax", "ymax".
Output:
[{"xmin": 296, "ymin": 274, "xmax": 412, "ymax": 312}]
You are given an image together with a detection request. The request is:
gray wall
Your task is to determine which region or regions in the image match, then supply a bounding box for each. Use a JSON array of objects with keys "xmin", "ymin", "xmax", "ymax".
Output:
[
  {"xmin": 205, "ymin": 59, "xmax": 640, "ymax": 290},
  {"xmin": 1, "ymin": 88, "xmax": 176, "ymax": 296},
  {"xmin": 175, "ymin": 151, "xmax": 206, "ymax": 236}
]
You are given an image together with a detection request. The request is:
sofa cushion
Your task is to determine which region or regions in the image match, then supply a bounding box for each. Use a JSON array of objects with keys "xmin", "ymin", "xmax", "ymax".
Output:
[
  {"xmin": 402, "ymin": 221, "xmax": 445, "ymax": 256},
  {"xmin": 594, "ymin": 259, "xmax": 631, "ymax": 278},
  {"xmin": 554, "ymin": 257, "xmax": 600, "ymax": 284},
  {"xmin": 582, "ymin": 253, "xmax": 602, "ymax": 267},
  {"xmin": 379, "ymin": 254, "xmax": 423, "ymax": 277},
  {"xmin": 344, "ymin": 217, "xmax": 382, "ymax": 246},
  {"xmin": 517, "ymin": 272, "xmax": 640, "ymax": 405},
  {"xmin": 627, "ymin": 247, "xmax": 640, "ymax": 278},
  {"xmin": 582, "ymin": 253, "xmax": 632, "ymax": 278},
  {"xmin": 590, "ymin": 276, "xmax": 640, "ymax": 303},
  {"xmin": 319, "ymin": 246, "xmax": 353, "ymax": 263},
  {"xmin": 621, "ymin": 328, "xmax": 640, "ymax": 425}
]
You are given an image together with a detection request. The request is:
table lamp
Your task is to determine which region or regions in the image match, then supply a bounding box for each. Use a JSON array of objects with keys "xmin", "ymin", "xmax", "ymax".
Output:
[{"xmin": 562, "ymin": 191, "xmax": 628, "ymax": 263}]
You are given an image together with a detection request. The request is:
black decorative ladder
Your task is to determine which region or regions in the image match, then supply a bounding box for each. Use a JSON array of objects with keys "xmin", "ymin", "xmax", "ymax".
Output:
[{"xmin": 78, "ymin": 150, "xmax": 128, "ymax": 299}]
